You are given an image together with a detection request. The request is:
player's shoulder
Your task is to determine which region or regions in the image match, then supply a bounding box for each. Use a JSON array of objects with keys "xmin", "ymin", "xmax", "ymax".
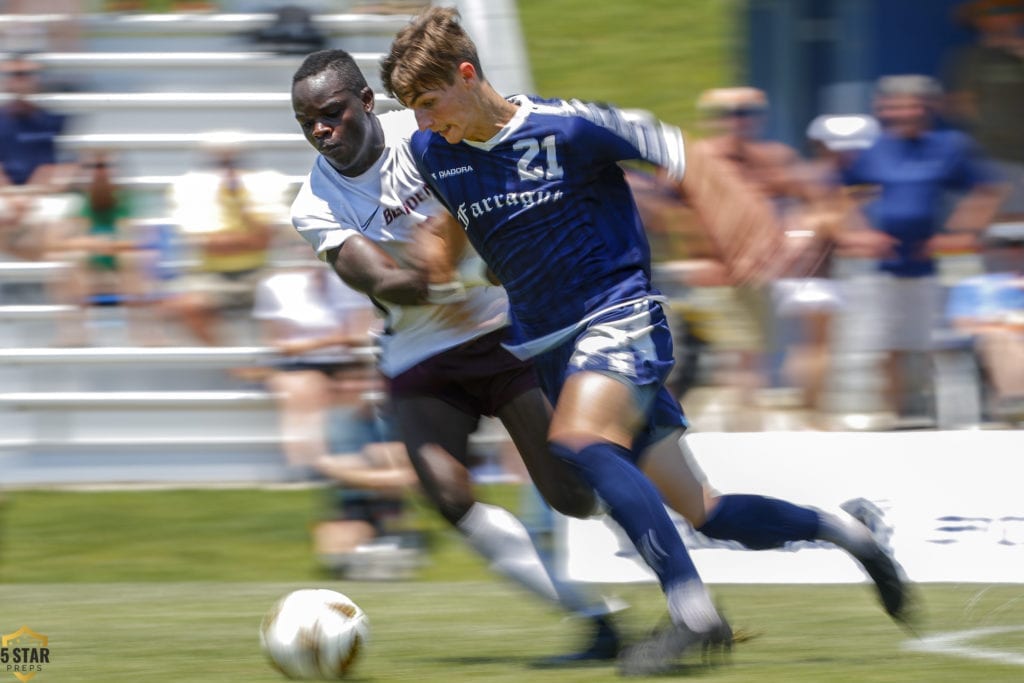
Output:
[
  {"xmin": 378, "ymin": 108, "xmax": 418, "ymax": 144},
  {"xmin": 519, "ymin": 94, "xmax": 657, "ymax": 137},
  {"xmin": 513, "ymin": 93, "xmax": 600, "ymax": 122},
  {"xmin": 509, "ymin": 94, "xmax": 607, "ymax": 141},
  {"xmin": 409, "ymin": 126, "xmax": 442, "ymax": 161}
]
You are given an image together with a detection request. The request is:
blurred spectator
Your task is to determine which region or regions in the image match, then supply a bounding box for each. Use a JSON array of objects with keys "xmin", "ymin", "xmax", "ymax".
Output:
[
  {"xmin": 1, "ymin": 2, "xmax": 83, "ymax": 54},
  {"xmin": 0, "ymin": 54, "xmax": 73, "ymax": 192},
  {"xmin": 44, "ymin": 150, "xmax": 158, "ymax": 345},
  {"xmin": 247, "ymin": 4, "xmax": 327, "ymax": 55},
  {"xmin": 162, "ymin": 146, "xmax": 280, "ymax": 345},
  {"xmin": 312, "ymin": 438, "xmax": 420, "ymax": 580},
  {"xmin": 945, "ymin": 224, "xmax": 1024, "ymax": 423},
  {"xmin": 0, "ymin": 186, "xmax": 44, "ymax": 261},
  {"xmin": 774, "ymin": 114, "xmax": 881, "ymax": 413},
  {"xmin": 946, "ymin": 0, "xmax": 1024, "ymax": 215},
  {"xmin": 685, "ymin": 87, "xmax": 809, "ymax": 407},
  {"xmin": 0, "ymin": 54, "xmax": 77, "ymax": 310},
  {"xmin": 251, "ymin": 263, "xmax": 379, "ymax": 470},
  {"xmin": 252, "ymin": 263, "xmax": 420, "ymax": 577},
  {"xmin": 840, "ymin": 74, "xmax": 1007, "ymax": 418}
]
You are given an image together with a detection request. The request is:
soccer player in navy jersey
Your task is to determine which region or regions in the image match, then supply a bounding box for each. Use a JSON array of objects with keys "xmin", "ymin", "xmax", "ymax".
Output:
[
  {"xmin": 381, "ymin": 7, "xmax": 913, "ymax": 674},
  {"xmin": 290, "ymin": 49, "xmax": 622, "ymax": 664}
]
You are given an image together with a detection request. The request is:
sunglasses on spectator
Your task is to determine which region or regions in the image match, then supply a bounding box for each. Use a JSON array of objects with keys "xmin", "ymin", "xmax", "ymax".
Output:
[
  {"xmin": 4, "ymin": 70, "xmax": 39, "ymax": 78},
  {"xmin": 712, "ymin": 107, "xmax": 765, "ymax": 119}
]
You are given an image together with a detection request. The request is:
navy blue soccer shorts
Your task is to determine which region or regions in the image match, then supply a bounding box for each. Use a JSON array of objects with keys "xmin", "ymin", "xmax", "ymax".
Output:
[{"xmin": 530, "ymin": 298, "xmax": 688, "ymax": 460}]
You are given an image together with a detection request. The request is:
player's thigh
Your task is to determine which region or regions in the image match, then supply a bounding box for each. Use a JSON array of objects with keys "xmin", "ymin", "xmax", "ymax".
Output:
[
  {"xmin": 549, "ymin": 371, "xmax": 644, "ymax": 448},
  {"xmin": 496, "ymin": 387, "xmax": 596, "ymax": 518},
  {"xmin": 493, "ymin": 386, "xmax": 551, "ymax": 474},
  {"xmin": 391, "ymin": 395, "xmax": 478, "ymax": 515},
  {"xmin": 392, "ymin": 395, "xmax": 477, "ymax": 462},
  {"xmin": 640, "ymin": 430, "xmax": 714, "ymax": 526}
]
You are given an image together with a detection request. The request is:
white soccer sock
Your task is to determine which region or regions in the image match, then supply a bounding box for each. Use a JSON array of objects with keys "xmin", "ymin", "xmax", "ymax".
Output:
[
  {"xmin": 666, "ymin": 579, "xmax": 722, "ymax": 632},
  {"xmin": 816, "ymin": 510, "xmax": 877, "ymax": 557},
  {"xmin": 456, "ymin": 502, "xmax": 610, "ymax": 617}
]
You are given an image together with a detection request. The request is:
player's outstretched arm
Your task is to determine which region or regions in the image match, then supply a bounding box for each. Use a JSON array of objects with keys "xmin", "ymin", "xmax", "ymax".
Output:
[
  {"xmin": 326, "ymin": 234, "xmax": 429, "ymax": 306},
  {"xmin": 679, "ymin": 136, "xmax": 791, "ymax": 285}
]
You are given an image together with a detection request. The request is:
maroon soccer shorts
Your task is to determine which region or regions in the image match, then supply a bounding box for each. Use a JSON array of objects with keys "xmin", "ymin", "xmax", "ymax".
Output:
[{"xmin": 387, "ymin": 327, "xmax": 538, "ymax": 417}]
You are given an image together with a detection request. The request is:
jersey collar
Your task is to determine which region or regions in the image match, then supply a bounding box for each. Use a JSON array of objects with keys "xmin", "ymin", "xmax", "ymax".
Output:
[{"xmin": 463, "ymin": 94, "xmax": 533, "ymax": 151}]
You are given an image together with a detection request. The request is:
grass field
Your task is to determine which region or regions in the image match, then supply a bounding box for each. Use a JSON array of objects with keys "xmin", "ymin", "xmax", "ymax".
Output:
[
  {"xmin": 2, "ymin": 489, "xmax": 1023, "ymax": 681},
  {"xmin": 519, "ymin": 0, "xmax": 741, "ymax": 132},
  {"xmin": 2, "ymin": 582, "xmax": 1023, "ymax": 682}
]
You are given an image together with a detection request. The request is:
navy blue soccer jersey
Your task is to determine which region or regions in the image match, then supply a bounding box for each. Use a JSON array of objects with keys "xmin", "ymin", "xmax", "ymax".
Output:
[{"xmin": 409, "ymin": 94, "xmax": 686, "ymax": 355}]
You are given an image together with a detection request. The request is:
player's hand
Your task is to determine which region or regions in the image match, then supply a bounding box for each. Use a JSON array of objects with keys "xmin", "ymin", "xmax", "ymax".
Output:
[{"xmin": 409, "ymin": 215, "xmax": 459, "ymax": 284}]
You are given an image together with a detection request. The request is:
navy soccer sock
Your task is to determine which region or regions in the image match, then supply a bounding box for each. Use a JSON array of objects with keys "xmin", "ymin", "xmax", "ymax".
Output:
[
  {"xmin": 697, "ymin": 493, "xmax": 820, "ymax": 550},
  {"xmin": 550, "ymin": 441, "xmax": 699, "ymax": 590}
]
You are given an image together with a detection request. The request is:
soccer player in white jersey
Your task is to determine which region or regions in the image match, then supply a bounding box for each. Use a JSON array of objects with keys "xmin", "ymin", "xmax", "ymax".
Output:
[
  {"xmin": 382, "ymin": 7, "xmax": 913, "ymax": 674},
  {"xmin": 289, "ymin": 49, "xmax": 623, "ymax": 663}
]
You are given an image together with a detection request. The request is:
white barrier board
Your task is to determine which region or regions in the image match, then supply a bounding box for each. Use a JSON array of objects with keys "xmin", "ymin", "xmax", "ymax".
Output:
[{"xmin": 556, "ymin": 431, "xmax": 1024, "ymax": 584}]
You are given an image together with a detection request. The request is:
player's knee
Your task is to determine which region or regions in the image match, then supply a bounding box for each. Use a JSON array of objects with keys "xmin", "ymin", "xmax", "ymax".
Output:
[
  {"xmin": 420, "ymin": 472, "xmax": 474, "ymax": 525},
  {"xmin": 536, "ymin": 475, "xmax": 596, "ymax": 519},
  {"xmin": 435, "ymin": 491, "xmax": 474, "ymax": 526}
]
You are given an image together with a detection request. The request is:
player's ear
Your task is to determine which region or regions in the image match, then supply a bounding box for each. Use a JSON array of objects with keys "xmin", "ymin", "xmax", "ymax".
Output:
[
  {"xmin": 360, "ymin": 85, "xmax": 375, "ymax": 112},
  {"xmin": 457, "ymin": 61, "xmax": 477, "ymax": 84}
]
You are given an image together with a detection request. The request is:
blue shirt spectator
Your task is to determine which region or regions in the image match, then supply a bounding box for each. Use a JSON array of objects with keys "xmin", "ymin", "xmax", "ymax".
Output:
[
  {"xmin": 0, "ymin": 56, "xmax": 67, "ymax": 188},
  {"xmin": 843, "ymin": 129, "xmax": 993, "ymax": 277},
  {"xmin": 841, "ymin": 74, "xmax": 1002, "ymax": 278}
]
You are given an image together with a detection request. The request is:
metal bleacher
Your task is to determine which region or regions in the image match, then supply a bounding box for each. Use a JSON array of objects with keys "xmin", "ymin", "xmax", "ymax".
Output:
[
  {"xmin": 0, "ymin": 3, "xmax": 423, "ymax": 486},
  {"xmin": 0, "ymin": 1, "xmax": 538, "ymax": 486}
]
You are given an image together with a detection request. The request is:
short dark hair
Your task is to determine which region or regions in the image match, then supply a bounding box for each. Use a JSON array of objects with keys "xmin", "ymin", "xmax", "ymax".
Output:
[{"xmin": 292, "ymin": 49, "xmax": 369, "ymax": 94}]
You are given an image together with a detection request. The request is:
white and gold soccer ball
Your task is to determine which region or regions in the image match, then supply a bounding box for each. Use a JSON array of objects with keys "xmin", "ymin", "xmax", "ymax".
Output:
[{"xmin": 260, "ymin": 589, "xmax": 370, "ymax": 679}]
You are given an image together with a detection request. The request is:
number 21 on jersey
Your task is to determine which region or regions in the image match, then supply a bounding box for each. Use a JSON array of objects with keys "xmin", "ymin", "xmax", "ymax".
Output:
[{"xmin": 513, "ymin": 135, "xmax": 564, "ymax": 181}]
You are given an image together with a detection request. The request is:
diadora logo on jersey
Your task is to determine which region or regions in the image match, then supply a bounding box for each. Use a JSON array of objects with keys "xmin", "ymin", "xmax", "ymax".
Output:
[
  {"xmin": 430, "ymin": 165, "xmax": 474, "ymax": 180},
  {"xmin": 382, "ymin": 185, "xmax": 434, "ymax": 227},
  {"xmin": 454, "ymin": 189, "xmax": 565, "ymax": 229}
]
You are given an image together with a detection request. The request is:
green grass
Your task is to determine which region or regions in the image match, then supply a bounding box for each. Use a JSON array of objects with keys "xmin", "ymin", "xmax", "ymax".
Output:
[
  {"xmin": 519, "ymin": 0, "xmax": 743, "ymax": 131},
  {"xmin": 0, "ymin": 486, "xmax": 520, "ymax": 584},
  {"xmin": 0, "ymin": 582, "xmax": 1022, "ymax": 682},
  {"xmin": 1, "ymin": 488, "xmax": 1023, "ymax": 681}
]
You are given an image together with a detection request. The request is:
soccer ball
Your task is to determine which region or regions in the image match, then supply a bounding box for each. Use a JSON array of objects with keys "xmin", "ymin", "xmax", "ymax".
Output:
[{"xmin": 260, "ymin": 589, "xmax": 370, "ymax": 679}]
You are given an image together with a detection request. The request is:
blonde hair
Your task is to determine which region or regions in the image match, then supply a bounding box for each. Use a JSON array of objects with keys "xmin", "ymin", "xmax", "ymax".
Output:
[{"xmin": 380, "ymin": 6, "xmax": 485, "ymax": 106}]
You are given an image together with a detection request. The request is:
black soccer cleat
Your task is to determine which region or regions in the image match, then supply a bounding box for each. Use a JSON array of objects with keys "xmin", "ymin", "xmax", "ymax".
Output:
[
  {"xmin": 535, "ymin": 615, "xmax": 621, "ymax": 667},
  {"xmin": 617, "ymin": 616, "xmax": 732, "ymax": 677},
  {"xmin": 841, "ymin": 498, "xmax": 918, "ymax": 629}
]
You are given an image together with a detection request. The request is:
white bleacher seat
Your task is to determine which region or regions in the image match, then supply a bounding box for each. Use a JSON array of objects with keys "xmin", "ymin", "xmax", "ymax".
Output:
[
  {"xmin": 0, "ymin": 5, "xmax": 529, "ymax": 485},
  {"xmin": 0, "ymin": 345, "xmax": 374, "ymax": 365},
  {"xmin": 0, "ymin": 389, "xmax": 279, "ymax": 409},
  {"xmin": 0, "ymin": 13, "xmax": 413, "ymax": 36}
]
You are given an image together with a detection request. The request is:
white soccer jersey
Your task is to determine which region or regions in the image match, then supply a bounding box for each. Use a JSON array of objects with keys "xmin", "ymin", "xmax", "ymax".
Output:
[{"xmin": 291, "ymin": 109, "xmax": 509, "ymax": 377}]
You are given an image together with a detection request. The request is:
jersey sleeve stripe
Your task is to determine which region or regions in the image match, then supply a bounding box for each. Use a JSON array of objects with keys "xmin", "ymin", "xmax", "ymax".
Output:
[{"xmin": 563, "ymin": 99, "xmax": 686, "ymax": 180}]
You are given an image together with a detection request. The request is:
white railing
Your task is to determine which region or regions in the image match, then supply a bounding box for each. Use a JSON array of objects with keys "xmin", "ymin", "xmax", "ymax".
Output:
[
  {"xmin": 0, "ymin": 13, "xmax": 414, "ymax": 35},
  {"xmin": 8, "ymin": 91, "xmax": 400, "ymax": 110},
  {"xmin": 0, "ymin": 345, "xmax": 376, "ymax": 365},
  {"xmin": 30, "ymin": 51, "xmax": 382, "ymax": 69}
]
